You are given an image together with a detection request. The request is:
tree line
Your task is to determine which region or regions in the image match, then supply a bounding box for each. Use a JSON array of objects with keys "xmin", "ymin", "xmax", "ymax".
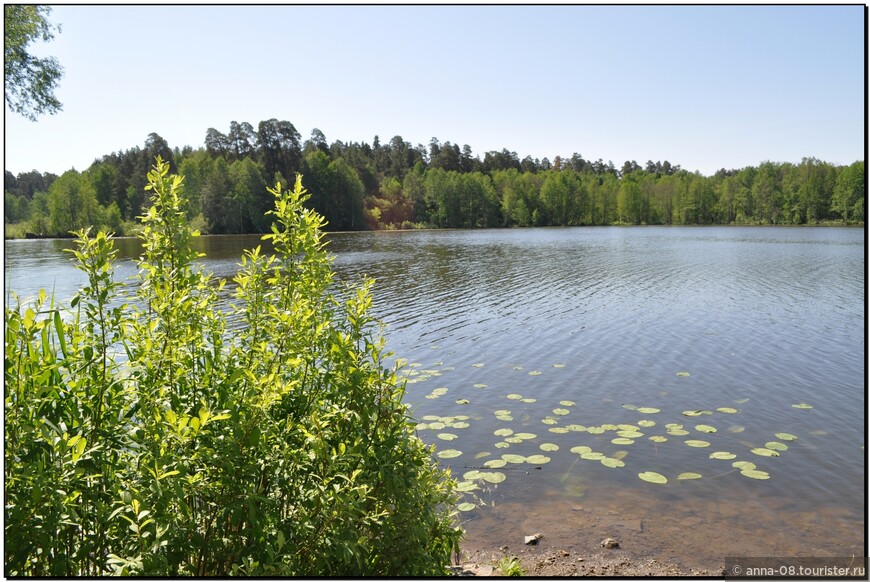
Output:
[{"xmin": 5, "ymin": 120, "xmax": 865, "ymax": 237}]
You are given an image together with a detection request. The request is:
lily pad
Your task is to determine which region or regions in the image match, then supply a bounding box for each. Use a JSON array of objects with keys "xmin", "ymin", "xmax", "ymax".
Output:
[
  {"xmin": 709, "ymin": 451, "xmax": 737, "ymax": 460},
  {"xmin": 716, "ymin": 407, "xmax": 738, "ymax": 414},
  {"xmin": 775, "ymin": 432, "xmax": 798, "ymax": 441},
  {"xmin": 600, "ymin": 457, "xmax": 625, "ymax": 468},
  {"xmin": 695, "ymin": 424, "xmax": 717, "ymax": 433},
  {"xmin": 732, "ymin": 461, "xmax": 756, "ymax": 471},
  {"xmin": 504, "ymin": 436, "xmax": 523, "ymax": 444},
  {"xmin": 638, "ymin": 471, "xmax": 668, "ymax": 484},
  {"xmin": 685, "ymin": 440, "xmax": 711, "ymax": 448},
  {"xmin": 792, "ymin": 403, "xmax": 813, "ymax": 409},
  {"xmin": 494, "ymin": 442, "xmax": 510, "ymax": 449},
  {"xmin": 495, "ymin": 415, "xmax": 514, "ymax": 422},
  {"xmin": 453, "ymin": 421, "xmax": 470, "ymax": 429},
  {"xmin": 601, "ymin": 424, "xmax": 619, "ymax": 431},
  {"xmin": 541, "ymin": 418, "xmax": 558, "ymax": 425},
  {"xmin": 622, "ymin": 404, "xmax": 638, "ymax": 411},
  {"xmin": 765, "ymin": 441, "xmax": 788, "ymax": 451},
  {"xmin": 586, "ymin": 426, "xmax": 605, "ymax": 434},
  {"xmin": 514, "ymin": 433, "xmax": 537, "ymax": 440},
  {"xmin": 463, "ymin": 470, "xmax": 481, "ymax": 480},
  {"xmin": 611, "ymin": 437, "xmax": 635, "ymax": 445},
  {"xmin": 553, "ymin": 408, "xmax": 571, "ymax": 416},
  {"xmin": 506, "ymin": 394, "xmax": 523, "ymax": 400},
  {"xmin": 682, "ymin": 410, "xmax": 705, "ymax": 417},
  {"xmin": 649, "ymin": 435, "xmax": 668, "ymax": 443},
  {"xmin": 566, "ymin": 424, "xmax": 587, "ymax": 432},
  {"xmin": 740, "ymin": 469, "xmax": 770, "ymax": 480},
  {"xmin": 667, "ymin": 428, "xmax": 690, "ymax": 436},
  {"xmin": 525, "ymin": 454, "xmax": 551, "ymax": 464},
  {"xmin": 494, "ymin": 428, "xmax": 514, "ymax": 437},
  {"xmin": 580, "ymin": 452, "xmax": 605, "ymax": 461},
  {"xmin": 636, "ymin": 407, "xmax": 661, "ymax": 414},
  {"xmin": 665, "ymin": 423, "xmax": 683, "ymax": 429},
  {"xmin": 677, "ymin": 472, "xmax": 703, "ymax": 480},
  {"xmin": 617, "ymin": 430, "xmax": 644, "ymax": 438},
  {"xmin": 456, "ymin": 481, "xmax": 479, "ymax": 492},
  {"xmin": 479, "ymin": 471, "xmax": 506, "ymax": 483},
  {"xmin": 416, "ymin": 423, "xmax": 429, "ymax": 430},
  {"xmin": 521, "ymin": 398, "xmax": 537, "ymax": 403},
  {"xmin": 474, "ymin": 451, "xmax": 490, "ymax": 459},
  {"xmin": 457, "ymin": 502, "xmax": 477, "ymax": 511},
  {"xmin": 455, "ymin": 399, "xmax": 470, "ymax": 405},
  {"xmin": 676, "ymin": 371, "xmax": 691, "ymax": 377},
  {"xmin": 429, "ymin": 422, "xmax": 446, "ymax": 430},
  {"xmin": 472, "ymin": 363, "xmax": 485, "ymax": 368},
  {"xmin": 494, "ymin": 410, "xmax": 511, "ymax": 416},
  {"xmin": 552, "ymin": 363, "xmax": 566, "ymax": 368},
  {"xmin": 502, "ymin": 454, "xmax": 527, "ymax": 464},
  {"xmin": 570, "ymin": 445, "xmax": 592, "ymax": 455},
  {"xmin": 421, "ymin": 415, "xmax": 441, "ymax": 421},
  {"xmin": 528, "ymin": 370, "xmax": 542, "ymax": 376},
  {"xmin": 473, "ymin": 383, "xmax": 488, "ymax": 388},
  {"xmin": 751, "ymin": 448, "xmax": 780, "ymax": 457},
  {"xmin": 437, "ymin": 433, "xmax": 459, "ymax": 441},
  {"xmin": 638, "ymin": 420, "xmax": 656, "ymax": 428},
  {"xmin": 484, "ymin": 459, "xmax": 508, "ymax": 469},
  {"xmin": 437, "ymin": 449, "xmax": 462, "ymax": 459},
  {"xmin": 548, "ymin": 427, "xmax": 569, "ymax": 434},
  {"xmin": 540, "ymin": 443, "xmax": 559, "ymax": 451}
]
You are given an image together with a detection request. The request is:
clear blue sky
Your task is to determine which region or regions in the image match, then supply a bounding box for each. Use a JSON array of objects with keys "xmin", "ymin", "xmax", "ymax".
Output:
[{"xmin": 4, "ymin": 4, "xmax": 865, "ymax": 177}]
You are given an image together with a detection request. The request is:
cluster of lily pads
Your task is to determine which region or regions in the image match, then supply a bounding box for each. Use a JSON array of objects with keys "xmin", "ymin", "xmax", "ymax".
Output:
[{"xmin": 399, "ymin": 360, "xmax": 813, "ymax": 512}]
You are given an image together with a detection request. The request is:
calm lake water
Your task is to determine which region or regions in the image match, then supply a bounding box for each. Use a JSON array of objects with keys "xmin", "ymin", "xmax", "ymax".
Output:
[{"xmin": 4, "ymin": 226, "xmax": 865, "ymax": 568}]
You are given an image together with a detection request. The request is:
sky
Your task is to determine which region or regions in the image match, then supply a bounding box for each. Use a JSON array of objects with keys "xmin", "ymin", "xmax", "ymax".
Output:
[{"xmin": 3, "ymin": 4, "xmax": 866, "ymax": 178}]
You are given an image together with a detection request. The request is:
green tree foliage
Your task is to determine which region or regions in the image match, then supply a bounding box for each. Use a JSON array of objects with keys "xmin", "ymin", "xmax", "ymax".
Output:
[
  {"xmin": 832, "ymin": 160, "xmax": 865, "ymax": 223},
  {"xmin": 4, "ymin": 4, "xmax": 63, "ymax": 120},
  {"xmin": 4, "ymin": 158, "xmax": 462, "ymax": 575},
  {"xmin": 4, "ymin": 118, "xmax": 864, "ymax": 235}
]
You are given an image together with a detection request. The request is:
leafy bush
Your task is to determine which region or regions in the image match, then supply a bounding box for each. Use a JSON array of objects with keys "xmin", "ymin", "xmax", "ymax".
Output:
[{"xmin": 4, "ymin": 158, "xmax": 462, "ymax": 576}]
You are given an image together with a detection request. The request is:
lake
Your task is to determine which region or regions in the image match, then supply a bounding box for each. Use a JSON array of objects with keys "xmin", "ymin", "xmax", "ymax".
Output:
[{"xmin": 4, "ymin": 226, "xmax": 865, "ymax": 569}]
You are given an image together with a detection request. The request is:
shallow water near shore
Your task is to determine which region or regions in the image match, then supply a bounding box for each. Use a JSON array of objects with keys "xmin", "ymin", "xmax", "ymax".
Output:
[{"xmin": 5, "ymin": 225, "xmax": 865, "ymax": 565}]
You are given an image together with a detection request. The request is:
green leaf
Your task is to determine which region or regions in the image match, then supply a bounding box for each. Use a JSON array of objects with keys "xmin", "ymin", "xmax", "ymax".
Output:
[
  {"xmin": 694, "ymin": 424, "xmax": 717, "ymax": 433},
  {"xmin": 636, "ymin": 407, "xmax": 661, "ymax": 414},
  {"xmin": 525, "ymin": 454, "xmax": 551, "ymax": 465},
  {"xmin": 685, "ymin": 440, "xmax": 711, "ymax": 448},
  {"xmin": 775, "ymin": 432, "xmax": 798, "ymax": 441},
  {"xmin": 479, "ymin": 472, "xmax": 506, "ymax": 484},
  {"xmin": 457, "ymin": 502, "xmax": 477, "ymax": 511},
  {"xmin": 638, "ymin": 471, "xmax": 668, "ymax": 484},
  {"xmin": 751, "ymin": 448, "xmax": 779, "ymax": 457},
  {"xmin": 436, "ymin": 449, "xmax": 462, "ymax": 459},
  {"xmin": 740, "ymin": 469, "xmax": 771, "ymax": 480},
  {"xmin": 501, "ymin": 454, "xmax": 526, "ymax": 464},
  {"xmin": 709, "ymin": 451, "xmax": 736, "ymax": 460},
  {"xmin": 677, "ymin": 472, "xmax": 703, "ymax": 480}
]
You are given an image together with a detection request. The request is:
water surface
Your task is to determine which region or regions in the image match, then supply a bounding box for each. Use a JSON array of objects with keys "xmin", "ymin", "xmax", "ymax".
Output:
[{"xmin": 4, "ymin": 226, "xmax": 865, "ymax": 566}]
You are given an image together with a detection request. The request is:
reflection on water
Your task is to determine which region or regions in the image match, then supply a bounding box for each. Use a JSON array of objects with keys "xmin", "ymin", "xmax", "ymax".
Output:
[{"xmin": 4, "ymin": 226, "xmax": 865, "ymax": 565}]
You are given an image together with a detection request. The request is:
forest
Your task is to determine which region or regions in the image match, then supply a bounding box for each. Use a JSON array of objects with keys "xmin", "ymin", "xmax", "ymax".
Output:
[{"xmin": 4, "ymin": 119, "xmax": 865, "ymax": 238}]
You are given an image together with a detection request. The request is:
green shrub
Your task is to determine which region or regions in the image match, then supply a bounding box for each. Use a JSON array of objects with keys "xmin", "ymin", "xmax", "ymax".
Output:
[{"xmin": 4, "ymin": 157, "xmax": 462, "ymax": 576}]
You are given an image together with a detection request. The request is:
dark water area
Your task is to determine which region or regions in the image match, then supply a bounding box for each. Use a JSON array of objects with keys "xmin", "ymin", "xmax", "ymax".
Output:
[{"xmin": 4, "ymin": 226, "xmax": 865, "ymax": 567}]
